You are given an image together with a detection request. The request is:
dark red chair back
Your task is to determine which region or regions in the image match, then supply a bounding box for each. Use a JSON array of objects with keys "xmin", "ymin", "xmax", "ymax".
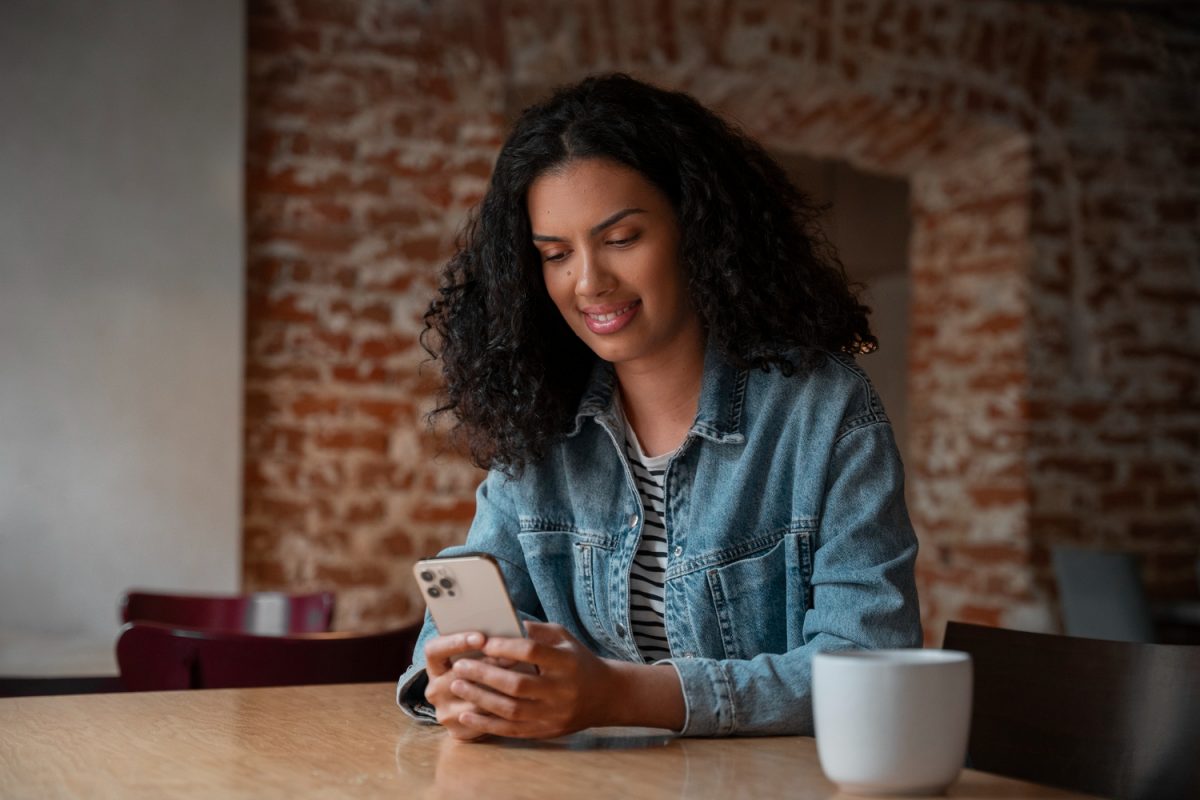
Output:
[
  {"xmin": 120, "ymin": 589, "xmax": 335, "ymax": 634},
  {"xmin": 116, "ymin": 621, "xmax": 420, "ymax": 691}
]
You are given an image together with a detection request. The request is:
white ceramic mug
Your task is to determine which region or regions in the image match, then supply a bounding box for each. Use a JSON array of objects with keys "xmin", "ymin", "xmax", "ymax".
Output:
[{"xmin": 812, "ymin": 649, "xmax": 973, "ymax": 796}]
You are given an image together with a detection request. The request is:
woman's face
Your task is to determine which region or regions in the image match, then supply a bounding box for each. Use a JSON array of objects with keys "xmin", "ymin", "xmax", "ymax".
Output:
[{"xmin": 528, "ymin": 158, "xmax": 702, "ymax": 371}]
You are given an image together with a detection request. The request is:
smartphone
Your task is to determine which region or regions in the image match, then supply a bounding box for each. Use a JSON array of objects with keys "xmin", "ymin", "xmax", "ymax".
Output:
[{"xmin": 413, "ymin": 554, "xmax": 530, "ymax": 668}]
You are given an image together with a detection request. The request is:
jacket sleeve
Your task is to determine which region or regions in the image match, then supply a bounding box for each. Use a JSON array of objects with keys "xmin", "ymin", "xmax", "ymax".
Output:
[
  {"xmin": 662, "ymin": 420, "xmax": 922, "ymax": 736},
  {"xmin": 395, "ymin": 469, "xmax": 544, "ymax": 723}
]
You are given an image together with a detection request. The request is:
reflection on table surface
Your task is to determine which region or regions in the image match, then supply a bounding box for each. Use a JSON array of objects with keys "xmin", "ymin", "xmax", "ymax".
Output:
[{"xmin": 0, "ymin": 682, "xmax": 1095, "ymax": 799}]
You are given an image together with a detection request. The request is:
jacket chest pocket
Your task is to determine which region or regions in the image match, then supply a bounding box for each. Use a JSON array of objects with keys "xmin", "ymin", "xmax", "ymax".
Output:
[
  {"xmin": 705, "ymin": 530, "xmax": 813, "ymax": 660},
  {"xmin": 516, "ymin": 529, "xmax": 621, "ymax": 655}
]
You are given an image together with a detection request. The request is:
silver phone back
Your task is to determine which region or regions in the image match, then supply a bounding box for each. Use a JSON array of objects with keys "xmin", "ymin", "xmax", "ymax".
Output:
[{"xmin": 413, "ymin": 555, "xmax": 525, "ymax": 639}]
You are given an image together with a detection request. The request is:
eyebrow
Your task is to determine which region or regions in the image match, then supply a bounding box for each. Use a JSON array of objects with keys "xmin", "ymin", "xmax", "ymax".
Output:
[{"xmin": 531, "ymin": 207, "xmax": 647, "ymax": 242}]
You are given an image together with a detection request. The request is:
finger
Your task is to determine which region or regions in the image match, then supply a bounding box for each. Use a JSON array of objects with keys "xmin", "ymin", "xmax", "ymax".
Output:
[
  {"xmin": 440, "ymin": 705, "xmax": 493, "ymax": 741},
  {"xmin": 450, "ymin": 678, "xmax": 534, "ymax": 721},
  {"xmin": 481, "ymin": 635, "xmax": 565, "ymax": 669},
  {"xmin": 452, "ymin": 657, "xmax": 541, "ymax": 699},
  {"xmin": 424, "ymin": 633, "xmax": 486, "ymax": 674},
  {"xmin": 481, "ymin": 656, "xmax": 517, "ymax": 669},
  {"xmin": 458, "ymin": 710, "xmax": 553, "ymax": 739}
]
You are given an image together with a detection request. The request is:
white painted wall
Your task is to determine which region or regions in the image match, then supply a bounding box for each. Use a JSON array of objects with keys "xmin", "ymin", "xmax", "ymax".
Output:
[{"xmin": 0, "ymin": 0, "xmax": 244, "ymax": 644}]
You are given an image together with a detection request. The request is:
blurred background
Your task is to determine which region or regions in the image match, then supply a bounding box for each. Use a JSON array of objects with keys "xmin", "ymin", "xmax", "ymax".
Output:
[{"xmin": 1, "ymin": 0, "xmax": 1197, "ymax": 665}]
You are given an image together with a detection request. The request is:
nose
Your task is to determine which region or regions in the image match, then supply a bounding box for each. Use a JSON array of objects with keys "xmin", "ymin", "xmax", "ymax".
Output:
[{"xmin": 574, "ymin": 248, "xmax": 616, "ymax": 298}]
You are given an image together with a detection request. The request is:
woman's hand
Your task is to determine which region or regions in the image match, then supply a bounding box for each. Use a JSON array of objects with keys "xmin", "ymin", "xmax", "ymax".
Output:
[
  {"xmin": 445, "ymin": 622, "xmax": 616, "ymax": 739},
  {"xmin": 423, "ymin": 632, "xmax": 495, "ymax": 741}
]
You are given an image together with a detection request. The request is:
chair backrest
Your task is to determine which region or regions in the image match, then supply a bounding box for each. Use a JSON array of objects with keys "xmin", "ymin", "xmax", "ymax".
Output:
[
  {"xmin": 116, "ymin": 621, "xmax": 420, "ymax": 691},
  {"xmin": 120, "ymin": 589, "xmax": 335, "ymax": 634},
  {"xmin": 1051, "ymin": 547, "xmax": 1154, "ymax": 642},
  {"xmin": 944, "ymin": 621, "xmax": 1200, "ymax": 800}
]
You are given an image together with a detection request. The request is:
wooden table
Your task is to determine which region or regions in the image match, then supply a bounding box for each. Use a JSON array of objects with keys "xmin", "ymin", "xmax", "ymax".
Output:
[{"xmin": 0, "ymin": 683, "xmax": 1094, "ymax": 799}]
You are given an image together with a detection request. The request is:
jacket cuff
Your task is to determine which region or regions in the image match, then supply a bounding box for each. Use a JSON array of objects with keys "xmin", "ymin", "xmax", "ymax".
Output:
[
  {"xmin": 395, "ymin": 665, "xmax": 437, "ymax": 723},
  {"xmin": 659, "ymin": 656, "xmax": 733, "ymax": 737}
]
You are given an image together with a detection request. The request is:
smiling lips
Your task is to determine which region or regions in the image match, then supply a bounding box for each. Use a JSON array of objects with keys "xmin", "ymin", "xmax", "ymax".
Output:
[{"xmin": 581, "ymin": 299, "xmax": 641, "ymax": 334}]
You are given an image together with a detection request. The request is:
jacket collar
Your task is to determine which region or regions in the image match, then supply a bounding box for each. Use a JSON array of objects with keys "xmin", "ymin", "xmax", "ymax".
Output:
[{"xmin": 568, "ymin": 341, "xmax": 747, "ymax": 445}]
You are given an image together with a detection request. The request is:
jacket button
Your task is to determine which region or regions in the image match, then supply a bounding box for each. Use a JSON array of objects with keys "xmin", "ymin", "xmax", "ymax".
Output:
[
  {"xmin": 673, "ymin": 545, "xmax": 683, "ymax": 557},
  {"xmin": 628, "ymin": 514, "xmax": 638, "ymax": 529},
  {"xmin": 616, "ymin": 623, "xmax": 627, "ymax": 638}
]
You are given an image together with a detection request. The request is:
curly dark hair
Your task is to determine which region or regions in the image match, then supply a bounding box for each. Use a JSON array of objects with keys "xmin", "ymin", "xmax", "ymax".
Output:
[{"xmin": 423, "ymin": 73, "xmax": 876, "ymax": 472}]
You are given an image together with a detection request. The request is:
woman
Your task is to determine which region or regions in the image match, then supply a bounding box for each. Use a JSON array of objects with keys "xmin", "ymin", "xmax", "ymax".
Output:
[{"xmin": 396, "ymin": 73, "xmax": 921, "ymax": 739}]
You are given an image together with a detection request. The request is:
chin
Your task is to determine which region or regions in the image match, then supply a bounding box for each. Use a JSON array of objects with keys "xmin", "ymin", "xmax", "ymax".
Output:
[{"xmin": 581, "ymin": 340, "xmax": 635, "ymax": 364}]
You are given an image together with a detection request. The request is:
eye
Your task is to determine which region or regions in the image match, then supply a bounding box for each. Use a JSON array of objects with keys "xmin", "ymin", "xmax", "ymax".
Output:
[
  {"xmin": 605, "ymin": 233, "xmax": 640, "ymax": 248},
  {"xmin": 541, "ymin": 250, "xmax": 570, "ymax": 263}
]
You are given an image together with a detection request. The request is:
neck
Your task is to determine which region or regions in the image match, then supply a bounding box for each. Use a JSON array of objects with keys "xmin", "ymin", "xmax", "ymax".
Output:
[{"xmin": 615, "ymin": 333, "xmax": 706, "ymax": 457}]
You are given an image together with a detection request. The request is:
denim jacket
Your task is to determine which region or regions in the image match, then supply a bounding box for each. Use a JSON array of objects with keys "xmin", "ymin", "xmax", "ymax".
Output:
[{"xmin": 396, "ymin": 346, "xmax": 921, "ymax": 736}]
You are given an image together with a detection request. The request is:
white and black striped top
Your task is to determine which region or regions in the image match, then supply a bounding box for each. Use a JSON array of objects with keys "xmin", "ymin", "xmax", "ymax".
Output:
[{"xmin": 621, "ymin": 412, "xmax": 674, "ymax": 663}]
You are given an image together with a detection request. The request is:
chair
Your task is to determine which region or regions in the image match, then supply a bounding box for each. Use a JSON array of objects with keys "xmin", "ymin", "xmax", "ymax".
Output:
[
  {"xmin": 120, "ymin": 589, "xmax": 335, "ymax": 634},
  {"xmin": 1051, "ymin": 547, "xmax": 1154, "ymax": 642},
  {"xmin": 116, "ymin": 620, "xmax": 420, "ymax": 691},
  {"xmin": 943, "ymin": 621, "xmax": 1200, "ymax": 800}
]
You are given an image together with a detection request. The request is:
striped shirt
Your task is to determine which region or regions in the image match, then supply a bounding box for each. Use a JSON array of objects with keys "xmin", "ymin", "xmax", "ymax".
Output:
[{"xmin": 620, "ymin": 408, "xmax": 675, "ymax": 663}]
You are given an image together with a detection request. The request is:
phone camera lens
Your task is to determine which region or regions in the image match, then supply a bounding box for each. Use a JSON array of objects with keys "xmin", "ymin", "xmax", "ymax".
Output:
[
  {"xmin": 419, "ymin": 570, "xmax": 434, "ymax": 582},
  {"xmin": 427, "ymin": 586, "xmax": 441, "ymax": 598},
  {"xmin": 438, "ymin": 577, "xmax": 453, "ymax": 589}
]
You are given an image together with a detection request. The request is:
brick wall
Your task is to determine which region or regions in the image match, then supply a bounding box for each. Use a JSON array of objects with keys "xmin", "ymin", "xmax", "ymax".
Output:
[{"xmin": 245, "ymin": 0, "xmax": 1200, "ymax": 639}]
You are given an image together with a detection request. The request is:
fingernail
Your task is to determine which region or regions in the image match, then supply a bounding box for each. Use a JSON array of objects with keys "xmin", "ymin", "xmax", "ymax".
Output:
[{"xmin": 466, "ymin": 633, "xmax": 484, "ymax": 647}]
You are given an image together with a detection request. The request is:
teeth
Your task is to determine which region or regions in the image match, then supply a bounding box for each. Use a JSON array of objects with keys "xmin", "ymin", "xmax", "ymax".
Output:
[{"xmin": 588, "ymin": 302, "xmax": 636, "ymax": 322}]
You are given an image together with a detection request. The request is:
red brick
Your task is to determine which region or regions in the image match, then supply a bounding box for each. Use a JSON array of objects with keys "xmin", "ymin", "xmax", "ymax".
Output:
[
  {"xmin": 379, "ymin": 530, "xmax": 415, "ymax": 556},
  {"xmin": 330, "ymin": 299, "xmax": 393, "ymax": 325},
  {"xmin": 246, "ymin": 425, "xmax": 306, "ymax": 456},
  {"xmin": 296, "ymin": 463, "xmax": 346, "ymax": 492},
  {"xmin": 245, "ymin": 356, "xmax": 314, "ymax": 382},
  {"xmin": 359, "ymin": 590, "xmax": 412, "ymax": 625},
  {"xmin": 291, "ymin": 395, "xmax": 340, "ymax": 418},
  {"xmin": 250, "ymin": 293, "xmax": 318, "ymax": 324},
  {"xmin": 1100, "ymin": 488, "xmax": 1146, "ymax": 512},
  {"xmin": 314, "ymin": 429, "xmax": 390, "ymax": 455},
  {"xmin": 1028, "ymin": 512, "xmax": 1085, "ymax": 542},
  {"xmin": 957, "ymin": 605, "xmax": 1004, "ymax": 628},
  {"xmin": 956, "ymin": 543, "xmax": 1030, "ymax": 565},
  {"xmin": 1155, "ymin": 488, "xmax": 1200, "ymax": 511},
  {"xmin": 244, "ymin": 462, "xmax": 271, "ymax": 489},
  {"xmin": 366, "ymin": 206, "xmax": 423, "ymax": 228},
  {"xmin": 314, "ymin": 564, "xmax": 388, "ymax": 587},
  {"xmin": 411, "ymin": 499, "xmax": 476, "ymax": 524},
  {"xmin": 245, "ymin": 390, "xmax": 281, "ymax": 418},
  {"xmin": 331, "ymin": 364, "xmax": 403, "ymax": 384},
  {"xmin": 243, "ymin": 559, "xmax": 288, "ymax": 587},
  {"xmin": 968, "ymin": 370, "xmax": 1026, "ymax": 391},
  {"xmin": 355, "ymin": 399, "xmax": 415, "ymax": 426},
  {"xmin": 1066, "ymin": 401, "xmax": 1108, "ymax": 424},
  {"xmin": 345, "ymin": 499, "xmax": 386, "ymax": 524},
  {"xmin": 356, "ymin": 461, "xmax": 415, "ymax": 491},
  {"xmin": 360, "ymin": 272, "xmax": 417, "ymax": 294},
  {"xmin": 1130, "ymin": 522, "xmax": 1197, "ymax": 542},
  {"xmin": 313, "ymin": 330, "xmax": 354, "ymax": 356},
  {"xmin": 247, "ymin": 496, "xmax": 309, "ymax": 524},
  {"xmin": 248, "ymin": 19, "xmax": 322, "ymax": 54},
  {"xmin": 358, "ymin": 334, "xmax": 417, "ymax": 360},
  {"xmin": 967, "ymin": 486, "xmax": 1028, "ymax": 508}
]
